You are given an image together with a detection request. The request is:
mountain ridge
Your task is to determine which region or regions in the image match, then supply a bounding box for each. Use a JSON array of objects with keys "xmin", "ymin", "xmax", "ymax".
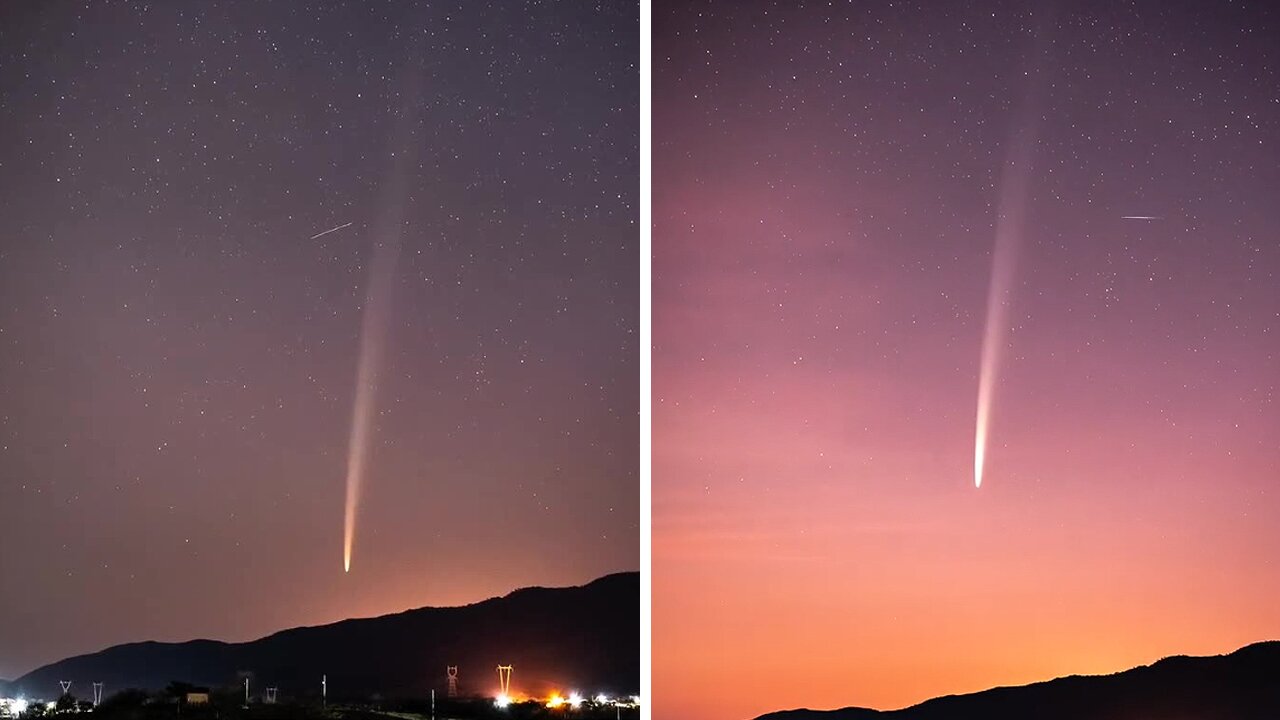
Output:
[
  {"xmin": 756, "ymin": 640, "xmax": 1280, "ymax": 720},
  {"xmin": 10, "ymin": 572, "xmax": 639, "ymax": 701}
]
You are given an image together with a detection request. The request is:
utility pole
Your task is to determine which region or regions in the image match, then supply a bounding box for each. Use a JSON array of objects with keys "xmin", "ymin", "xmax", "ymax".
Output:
[
  {"xmin": 322, "ymin": 675, "xmax": 327, "ymax": 709},
  {"xmin": 496, "ymin": 665, "xmax": 513, "ymax": 697}
]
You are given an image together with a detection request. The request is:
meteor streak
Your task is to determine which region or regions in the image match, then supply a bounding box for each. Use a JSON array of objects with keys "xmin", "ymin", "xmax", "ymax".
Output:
[
  {"xmin": 1121, "ymin": 216, "xmax": 1161, "ymax": 221},
  {"xmin": 310, "ymin": 222, "xmax": 354, "ymax": 240}
]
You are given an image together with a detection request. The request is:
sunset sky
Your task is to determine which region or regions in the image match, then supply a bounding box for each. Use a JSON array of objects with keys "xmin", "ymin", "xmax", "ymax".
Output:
[
  {"xmin": 654, "ymin": 1, "xmax": 1279, "ymax": 719},
  {"xmin": 0, "ymin": 1, "xmax": 637, "ymax": 681}
]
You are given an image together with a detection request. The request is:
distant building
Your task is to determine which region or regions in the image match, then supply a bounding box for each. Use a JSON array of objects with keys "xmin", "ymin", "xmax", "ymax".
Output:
[{"xmin": 185, "ymin": 693, "xmax": 209, "ymax": 705}]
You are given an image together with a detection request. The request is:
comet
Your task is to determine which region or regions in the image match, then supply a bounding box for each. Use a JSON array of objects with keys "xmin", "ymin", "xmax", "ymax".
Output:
[
  {"xmin": 974, "ymin": 152, "xmax": 1031, "ymax": 489},
  {"xmin": 974, "ymin": 9, "xmax": 1053, "ymax": 489},
  {"xmin": 1121, "ymin": 216, "xmax": 1161, "ymax": 221},
  {"xmin": 341, "ymin": 233, "xmax": 400, "ymax": 573},
  {"xmin": 340, "ymin": 65, "xmax": 422, "ymax": 573},
  {"xmin": 310, "ymin": 222, "xmax": 354, "ymax": 240}
]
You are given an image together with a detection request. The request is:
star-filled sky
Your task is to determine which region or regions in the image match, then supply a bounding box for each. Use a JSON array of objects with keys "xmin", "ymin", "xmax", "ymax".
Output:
[
  {"xmin": 0, "ymin": 1, "xmax": 637, "ymax": 681},
  {"xmin": 654, "ymin": 1, "xmax": 1279, "ymax": 719}
]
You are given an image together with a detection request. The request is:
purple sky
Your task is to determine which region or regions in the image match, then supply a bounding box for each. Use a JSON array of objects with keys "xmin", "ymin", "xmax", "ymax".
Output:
[
  {"xmin": 0, "ymin": 0, "xmax": 638, "ymax": 681},
  {"xmin": 654, "ymin": 1, "xmax": 1279, "ymax": 718}
]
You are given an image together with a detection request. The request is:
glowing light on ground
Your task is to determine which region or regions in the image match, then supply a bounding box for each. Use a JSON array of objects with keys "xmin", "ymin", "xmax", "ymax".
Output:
[{"xmin": 494, "ymin": 694, "xmax": 512, "ymax": 709}]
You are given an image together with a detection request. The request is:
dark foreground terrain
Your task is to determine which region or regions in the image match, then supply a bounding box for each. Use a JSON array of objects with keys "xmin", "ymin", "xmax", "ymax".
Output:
[
  {"xmin": 12, "ymin": 692, "xmax": 637, "ymax": 720},
  {"xmin": 8, "ymin": 573, "xmax": 638, "ymax": 701},
  {"xmin": 758, "ymin": 640, "xmax": 1280, "ymax": 720}
]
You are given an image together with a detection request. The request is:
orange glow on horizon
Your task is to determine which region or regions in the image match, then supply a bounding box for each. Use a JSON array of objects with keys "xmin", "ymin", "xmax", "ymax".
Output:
[
  {"xmin": 654, "ymin": 485, "xmax": 1280, "ymax": 720},
  {"xmin": 653, "ymin": 176, "xmax": 1280, "ymax": 720}
]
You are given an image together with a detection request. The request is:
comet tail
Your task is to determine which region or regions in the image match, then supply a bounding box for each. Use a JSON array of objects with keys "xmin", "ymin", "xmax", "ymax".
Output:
[
  {"xmin": 339, "ymin": 71, "xmax": 420, "ymax": 572},
  {"xmin": 342, "ymin": 234, "xmax": 400, "ymax": 573},
  {"xmin": 974, "ymin": 12, "xmax": 1052, "ymax": 489}
]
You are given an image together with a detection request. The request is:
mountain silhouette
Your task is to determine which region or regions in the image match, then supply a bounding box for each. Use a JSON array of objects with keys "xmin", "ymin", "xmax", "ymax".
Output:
[
  {"xmin": 8, "ymin": 572, "xmax": 638, "ymax": 701},
  {"xmin": 757, "ymin": 641, "xmax": 1280, "ymax": 720}
]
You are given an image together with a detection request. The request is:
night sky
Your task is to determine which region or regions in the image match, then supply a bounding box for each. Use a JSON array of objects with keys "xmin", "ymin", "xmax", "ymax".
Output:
[
  {"xmin": 654, "ymin": 1, "xmax": 1279, "ymax": 719},
  {"xmin": 0, "ymin": 1, "xmax": 637, "ymax": 681}
]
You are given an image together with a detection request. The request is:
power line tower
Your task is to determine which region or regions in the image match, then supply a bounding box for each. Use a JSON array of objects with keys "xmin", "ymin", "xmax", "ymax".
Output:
[
  {"xmin": 495, "ymin": 665, "xmax": 512, "ymax": 698},
  {"xmin": 92, "ymin": 683, "xmax": 104, "ymax": 707},
  {"xmin": 59, "ymin": 681, "xmax": 72, "ymax": 696},
  {"xmin": 446, "ymin": 666, "xmax": 458, "ymax": 698},
  {"xmin": 265, "ymin": 688, "xmax": 277, "ymax": 704}
]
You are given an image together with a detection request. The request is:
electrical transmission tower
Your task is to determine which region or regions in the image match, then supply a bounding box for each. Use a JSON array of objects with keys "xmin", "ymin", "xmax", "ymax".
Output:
[
  {"xmin": 266, "ymin": 688, "xmax": 277, "ymax": 704},
  {"xmin": 495, "ymin": 665, "xmax": 513, "ymax": 697},
  {"xmin": 59, "ymin": 681, "xmax": 72, "ymax": 696},
  {"xmin": 446, "ymin": 666, "xmax": 458, "ymax": 698},
  {"xmin": 92, "ymin": 683, "xmax": 104, "ymax": 707}
]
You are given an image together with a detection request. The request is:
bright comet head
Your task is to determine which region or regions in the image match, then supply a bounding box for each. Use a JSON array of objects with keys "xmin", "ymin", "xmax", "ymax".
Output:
[{"xmin": 974, "ymin": 405, "xmax": 990, "ymax": 488}]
